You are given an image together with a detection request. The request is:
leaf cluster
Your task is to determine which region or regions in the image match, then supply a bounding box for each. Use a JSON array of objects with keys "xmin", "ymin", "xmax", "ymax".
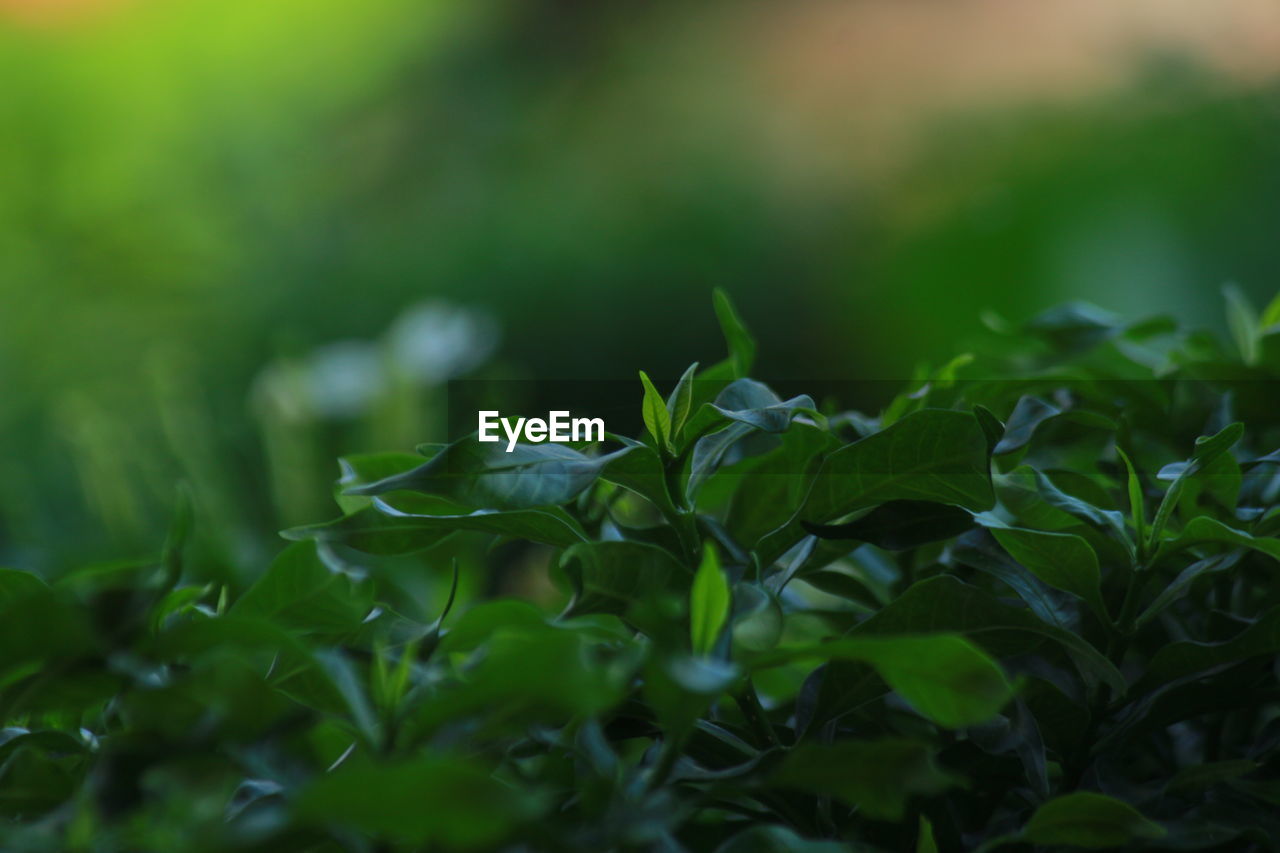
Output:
[{"xmin": 5, "ymin": 291, "xmax": 1280, "ymax": 851}]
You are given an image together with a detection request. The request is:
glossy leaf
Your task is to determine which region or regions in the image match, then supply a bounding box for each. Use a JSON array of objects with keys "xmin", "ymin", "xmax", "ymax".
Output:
[{"xmin": 639, "ymin": 370, "xmax": 673, "ymax": 454}]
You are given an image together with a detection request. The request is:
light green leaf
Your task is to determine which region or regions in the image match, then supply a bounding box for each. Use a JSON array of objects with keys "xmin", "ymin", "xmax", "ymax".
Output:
[
  {"xmin": 667, "ymin": 361, "xmax": 699, "ymax": 441},
  {"xmin": 690, "ymin": 542, "xmax": 730, "ymax": 656},
  {"xmin": 755, "ymin": 633, "xmax": 1013, "ymax": 728},
  {"xmin": 917, "ymin": 815, "xmax": 939, "ymax": 853},
  {"xmin": 1261, "ymin": 289, "xmax": 1280, "ymax": 330},
  {"xmin": 855, "ymin": 575, "xmax": 1124, "ymax": 695},
  {"xmin": 639, "ymin": 370, "xmax": 673, "ymax": 454}
]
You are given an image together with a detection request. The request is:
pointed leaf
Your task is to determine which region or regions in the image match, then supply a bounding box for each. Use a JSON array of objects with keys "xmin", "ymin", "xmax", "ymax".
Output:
[{"xmin": 690, "ymin": 543, "xmax": 730, "ymax": 656}]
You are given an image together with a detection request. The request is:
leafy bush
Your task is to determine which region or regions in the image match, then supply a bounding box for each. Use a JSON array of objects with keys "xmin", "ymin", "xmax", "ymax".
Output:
[{"xmin": 4, "ymin": 290, "xmax": 1280, "ymax": 851}]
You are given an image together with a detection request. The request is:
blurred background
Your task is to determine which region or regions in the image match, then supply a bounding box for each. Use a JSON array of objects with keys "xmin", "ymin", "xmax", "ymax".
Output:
[{"xmin": 2, "ymin": 0, "xmax": 1280, "ymax": 573}]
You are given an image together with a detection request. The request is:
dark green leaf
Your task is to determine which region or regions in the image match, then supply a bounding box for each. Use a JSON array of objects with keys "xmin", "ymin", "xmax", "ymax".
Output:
[
  {"xmin": 775, "ymin": 738, "xmax": 960, "ymax": 820},
  {"xmin": 296, "ymin": 756, "xmax": 544, "ymax": 847},
  {"xmin": 348, "ymin": 435, "xmax": 631, "ymax": 509},
  {"xmin": 757, "ymin": 409, "xmax": 994, "ymax": 567},
  {"xmin": 1021, "ymin": 792, "xmax": 1165, "ymax": 849},
  {"xmin": 713, "ymin": 288, "xmax": 756, "ymax": 377}
]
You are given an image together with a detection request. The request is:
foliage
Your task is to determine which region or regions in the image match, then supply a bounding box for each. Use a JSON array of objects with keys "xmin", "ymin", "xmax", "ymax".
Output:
[{"xmin": 4, "ymin": 290, "xmax": 1280, "ymax": 851}]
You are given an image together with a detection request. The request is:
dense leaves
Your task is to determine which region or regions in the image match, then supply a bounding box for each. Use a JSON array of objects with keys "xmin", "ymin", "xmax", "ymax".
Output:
[{"xmin": 5, "ymin": 290, "xmax": 1280, "ymax": 851}]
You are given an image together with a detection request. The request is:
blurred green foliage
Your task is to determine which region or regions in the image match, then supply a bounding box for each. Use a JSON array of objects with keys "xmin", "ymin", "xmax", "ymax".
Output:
[{"xmin": 1, "ymin": 1, "xmax": 1279, "ymax": 570}]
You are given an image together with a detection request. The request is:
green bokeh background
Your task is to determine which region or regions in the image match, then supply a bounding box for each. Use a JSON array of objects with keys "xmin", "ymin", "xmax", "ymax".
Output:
[{"xmin": 2, "ymin": 0, "xmax": 1278, "ymax": 570}]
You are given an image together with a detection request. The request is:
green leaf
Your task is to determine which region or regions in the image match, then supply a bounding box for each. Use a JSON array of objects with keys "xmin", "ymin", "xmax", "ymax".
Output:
[
  {"xmin": 296, "ymin": 756, "xmax": 545, "ymax": 848},
  {"xmin": 286, "ymin": 493, "xmax": 587, "ymax": 553},
  {"xmin": 231, "ymin": 541, "xmax": 372, "ymax": 635},
  {"xmin": 1021, "ymin": 792, "xmax": 1165, "ymax": 848},
  {"xmin": 1135, "ymin": 551, "xmax": 1242, "ymax": 628},
  {"xmin": 1153, "ymin": 515, "xmax": 1280, "ymax": 566},
  {"xmin": 599, "ymin": 436, "xmax": 681, "ymax": 517},
  {"xmin": 917, "ymin": 815, "xmax": 939, "ymax": 853},
  {"xmin": 0, "ymin": 568, "xmax": 48, "ymax": 606},
  {"xmin": 413, "ymin": 622, "xmax": 632, "ymax": 738},
  {"xmin": 639, "ymin": 370, "xmax": 673, "ymax": 454},
  {"xmin": 348, "ymin": 435, "xmax": 631, "ymax": 509},
  {"xmin": 1116, "ymin": 446, "xmax": 1146, "ymax": 550},
  {"xmin": 282, "ymin": 505, "xmax": 453, "ymax": 555},
  {"xmin": 560, "ymin": 541, "xmax": 686, "ymax": 618},
  {"xmin": 1224, "ymin": 283, "xmax": 1259, "ymax": 364},
  {"xmin": 690, "ymin": 542, "xmax": 730, "ymax": 656},
  {"xmin": 685, "ymin": 379, "xmax": 817, "ymax": 501},
  {"xmin": 755, "ymin": 633, "xmax": 1013, "ymax": 728},
  {"xmin": 989, "ymin": 526, "xmax": 1105, "ymax": 619},
  {"xmin": 993, "ymin": 395, "xmax": 1060, "ymax": 455},
  {"xmin": 1261, "ymin": 289, "xmax": 1280, "ymax": 330},
  {"xmin": 730, "ymin": 583, "xmax": 784, "ymax": 651},
  {"xmin": 1024, "ymin": 302, "xmax": 1120, "ymax": 352},
  {"xmin": 726, "ymin": 423, "xmax": 840, "ymax": 548},
  {"xmin": 1032, "ymin": 468, "xmax": 1128, "ymax": 543},
  {"xmin": 774, "ymin": 738, "xmax": 961, "ymax": 821},
  {"xmin": 757, "ymin": 409, "xmax": 994, "ymax": 567},
  {"xmin": 1135, "ymin": 604, "xmax": 1280, "ymax": 693},
  {"xmin": 335, "ymin": 451, "xmax": 428, "ymax": 513},
  {"xmin": 713, "ymin": 288, "xmax": 756, "ymax": 377},
  {"xmin": 1149, "ymin": 423, "xmax": 1244, "ymax": 548},
  {"xmin": 803, "ymin": 500, "xmax": 974, "ymax": 551},
  {"xmin": 667, "ymin": 361, "xmax": 699, "ymax": 440},
  {"xmin": 713, "ymin": 826, "xmax": 849, "ymax": 853},
  {"xmin": 857, "ymin": 575, "xmax": 1124, "ymax": 694}
]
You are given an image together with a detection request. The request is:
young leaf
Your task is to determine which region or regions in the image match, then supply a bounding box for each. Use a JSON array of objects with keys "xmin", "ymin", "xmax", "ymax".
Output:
[
  {"xmin": 713, "ymin": 288, "xmax": 756, "ymax": 377},
  {"xmin": 639, "ymin": 370, "xmax": 673, "ymax": 454},
  {"xmin": 666, "ymin": 361, "xmax": 698, "ymax": 441},
  {"xmin": 1116, "ymin": 446, "xmax": 1146, "ymax": 551},
  {"xmin": 1149, "ymin": 423, "xmax": 1244, "ymax": 548},
  {"xmin": 690, "ymin": 542, "xmax": 730, "ymax": 656},
  {"xmin": 1261, "ymin": 288, "xmax": 1280, "ymax": 330},
  {"xmin": 917, "ymin": 815, "xmax": 939, "ymax": 853}
]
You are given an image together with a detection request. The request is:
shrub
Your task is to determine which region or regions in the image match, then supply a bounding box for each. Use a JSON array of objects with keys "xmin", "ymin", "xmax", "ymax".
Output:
[{"xmin": 3, "ymin": 290, "xmax": 1280, "ymax": 851}]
